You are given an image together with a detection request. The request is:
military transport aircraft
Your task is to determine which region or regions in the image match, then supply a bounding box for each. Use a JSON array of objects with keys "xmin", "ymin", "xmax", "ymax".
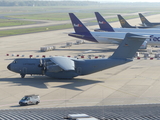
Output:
[
  {"xmin": 68, "ymin": 13, "xmax": 160, "ymax": 49},
  {"xmin": 7, "ymin": 33, "xmax": 148, "ymax": 79},
  {"xmin": 139, "ymin": 13, "xmax": 160, "ymax": 27},
  {"xmin": 117, "ymin": 14, "xmax": 152, "ymax": 28}
]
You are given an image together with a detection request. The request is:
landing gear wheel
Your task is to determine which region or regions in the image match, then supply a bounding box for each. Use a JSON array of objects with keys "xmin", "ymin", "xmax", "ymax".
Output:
[{"xmin": 20, "ymin": 74, "xmax": 26, "ymax": 78}]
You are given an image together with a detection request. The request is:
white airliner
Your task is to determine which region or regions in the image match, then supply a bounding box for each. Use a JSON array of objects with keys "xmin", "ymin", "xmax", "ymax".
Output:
[{"xmin": 69, "ymin": 13, "xmax": 160, "ymax": 49}]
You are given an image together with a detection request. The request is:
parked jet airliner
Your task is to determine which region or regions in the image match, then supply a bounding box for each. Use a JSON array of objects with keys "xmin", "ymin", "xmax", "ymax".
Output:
[
  {"xmin": 7, "ymin": 33, "xmax": 148, "ymax": 79},
  {"xmin": 139, "ymin": 13, "xmax": 160, "ymax": 27},
  {"xmin": 117, "ymin": 14, "xmax": 151, "ymax": 28},
  {"xmin": 68, "ymin": 13, "xmax": 160, "ymax": 49},
  {"xmin": 94, "ymin": 12, "xmax": 160, "ymax": 33}
]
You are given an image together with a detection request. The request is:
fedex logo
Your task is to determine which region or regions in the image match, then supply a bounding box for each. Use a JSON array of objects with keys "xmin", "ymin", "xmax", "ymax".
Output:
[
  {"xmin": 150, "ymin": 35, "xmax": 160, "ymax": 42},
  {"xmin": 99, "ymin": 21, "xmax": 106, "ymax": 24},
  {"xmin": 73, "ymin": 24, "xmax": 82, "ymax": 27}
]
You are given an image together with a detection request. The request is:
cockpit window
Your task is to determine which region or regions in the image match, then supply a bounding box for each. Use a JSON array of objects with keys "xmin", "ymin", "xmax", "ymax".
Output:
[
  {"xmin": 13, "ymin": 60, "xmax": 17, "ymax": 64},
  {"xmin": 46, "ymin": 59, "xmax": 55, "ymax": 66}
]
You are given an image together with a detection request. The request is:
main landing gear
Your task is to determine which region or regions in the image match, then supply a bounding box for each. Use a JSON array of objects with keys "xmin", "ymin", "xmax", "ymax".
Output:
[{"xmin": 20, "ymin": 73, "xmax": 26, "ymax": 78}]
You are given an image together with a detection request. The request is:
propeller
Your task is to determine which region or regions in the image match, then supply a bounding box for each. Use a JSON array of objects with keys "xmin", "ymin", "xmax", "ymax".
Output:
[{"xmin": 39, "ymin": 59, "xmax": 47, "ymax": 75}]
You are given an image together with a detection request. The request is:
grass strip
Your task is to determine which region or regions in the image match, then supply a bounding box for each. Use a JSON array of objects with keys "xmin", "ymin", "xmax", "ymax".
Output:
[
  {"xmin": 0, "ymin": 19, "xmax": 36, "ymax": 27},
  {"xmin": 90, "ymin": 15, "xmax": 139, "ymax": 23},
  {"xmin": 2, "ymin": 12, "xmax": 160, "ymax": 37},
  {"xmin": 0, "ymin": 24, "xmax": 72, "ymax": 37},
  {"xmin": 8, "ymin": 13, "xmax": 95, "ymax": 21}
]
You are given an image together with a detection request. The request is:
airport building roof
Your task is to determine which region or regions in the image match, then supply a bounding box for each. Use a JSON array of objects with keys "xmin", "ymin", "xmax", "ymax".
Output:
[{"xmin": 1, "ymin": 104, "xmax": 160, "ymax": 120}]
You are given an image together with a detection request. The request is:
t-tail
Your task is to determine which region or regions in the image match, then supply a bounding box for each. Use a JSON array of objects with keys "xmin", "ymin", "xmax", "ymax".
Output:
[
  {"xmin": 68, "ymin": 13, "xmax": 97, "ymax": 42},
  {"xmin": 139, "ymin": 13, "xmax": 151, "ymax": 26},
  {"xmin": 117, "ymin": 14, "xmax": 134, "ymax": 28},
  {"xmin": 82, "ymin": 33, "xmax": 149, "ymax": 75},
  {"xmin": 94, "ymin": 12, "xmax": 114, "ymax": 32},
  {"xmin": 110, "ymin": 33, "xmax": 148, "ymax": 59}
]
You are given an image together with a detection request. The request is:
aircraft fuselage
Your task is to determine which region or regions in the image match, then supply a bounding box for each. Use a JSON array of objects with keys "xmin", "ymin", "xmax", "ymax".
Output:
[{"xmin": 7, "ymin": 57, "xmax": 130, "ymax": 79}]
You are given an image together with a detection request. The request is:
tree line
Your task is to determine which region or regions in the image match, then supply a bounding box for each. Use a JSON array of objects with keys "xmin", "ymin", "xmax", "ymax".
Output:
[{"xmin": 0, "ymin": 1, "xmax": 99, "ymax": 6}]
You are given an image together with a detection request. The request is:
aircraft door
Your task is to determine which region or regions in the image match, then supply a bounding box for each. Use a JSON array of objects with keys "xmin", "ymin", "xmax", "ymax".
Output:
[
  {"xmin": 22, "ymin": 67, "xmax": 27, "ymax": 74},
  {"xmin": 77, "ymin": 67, "xmax": 82, "ymax": 74}
]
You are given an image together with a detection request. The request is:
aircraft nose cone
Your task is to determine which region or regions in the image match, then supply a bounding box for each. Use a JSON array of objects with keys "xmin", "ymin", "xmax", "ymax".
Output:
[{"xmin": 7, "ymin": 64, "xmax": 11, "ymax": 70}]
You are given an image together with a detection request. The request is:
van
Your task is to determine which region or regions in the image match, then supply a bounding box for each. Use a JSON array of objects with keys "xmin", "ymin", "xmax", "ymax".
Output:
[
  {"xmin": 66, "ymin": 114, "xmax": 98, "ymax": 120},
  {"xmin": 19, "ymin": 94, "xmax": 40, "ymax": 106}
]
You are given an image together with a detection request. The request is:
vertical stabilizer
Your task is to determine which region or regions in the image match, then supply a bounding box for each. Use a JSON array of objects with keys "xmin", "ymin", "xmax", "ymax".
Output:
[
  {"xmin": 117, "ymin": 14, "xmax": 133, "ymax": 28},
  {"xmin": 95, "ymin": 12, "xmax": 114, "ymax": 32},
  {"xmin": 69, "ymin": 13, "xmax": 90, "ymax": 33},
  {"xmin": 68, "ymin": 13, "xmax": 98, "ymax": 42},
  {"xmin": 110, "ymin": 33, "xmax": 148, "ymax": 59},
  {"xmin": 139, "ymin": 13, "xmax": 151, "ymax": 25}
]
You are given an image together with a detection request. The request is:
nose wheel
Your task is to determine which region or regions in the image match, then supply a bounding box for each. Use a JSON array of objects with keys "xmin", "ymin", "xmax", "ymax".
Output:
[{"xmin": 20, "ymin": 74, "xmax": 26, "ymax": 78}]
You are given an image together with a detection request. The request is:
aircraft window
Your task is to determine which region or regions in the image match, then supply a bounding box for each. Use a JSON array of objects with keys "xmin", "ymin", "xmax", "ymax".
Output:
[
  {"xmin": 47, "ymin": 59, "xmax": 56, "ymax": 65},
  {"xmin": 13, "ymin": 60, "xmax": 17, "ymax": 64}
]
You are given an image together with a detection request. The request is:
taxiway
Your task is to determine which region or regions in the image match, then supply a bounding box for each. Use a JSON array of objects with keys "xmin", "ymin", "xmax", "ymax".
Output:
[{"xmin": 1, "ymin": 14, "xmax": 160, "ymax": 109}]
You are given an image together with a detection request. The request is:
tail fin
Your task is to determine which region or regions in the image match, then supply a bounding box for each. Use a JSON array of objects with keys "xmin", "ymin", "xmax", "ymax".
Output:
[
  {"xmin": 117, "ymin": 14, "xmax": 133, "ymax": 28},
  {"xmin": 68, "ymin": 13, "xmax": 98, "ymax": 43},
  {"xmin": 69, "ymin": 13, "xmax": 90, "ymax": 33},
  {"xmin": 95, "ymin": 12, "xmax": 114, "ymax": 32},
  {"xmin": 139, "ymin": 13, "xmax": 151, "ymax": 25},
  {"xmin": 110, "ymin": 33, "xmax": 148, "ymax": 59}
]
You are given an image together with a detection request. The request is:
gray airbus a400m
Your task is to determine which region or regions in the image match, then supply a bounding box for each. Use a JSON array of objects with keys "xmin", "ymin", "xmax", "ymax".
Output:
[{"xmin": 7, "ymin": 33, "xmax": 147, "ymax": 79}]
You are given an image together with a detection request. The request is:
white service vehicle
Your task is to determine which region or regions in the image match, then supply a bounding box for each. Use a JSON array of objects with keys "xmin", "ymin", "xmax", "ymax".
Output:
[
  {"xmin": 66, "ymin": 114, "xmax": 98, "ymax": 120},
  {"xmin": 19, "ymin": 94, "xmax": 40, "ymax": 106}
]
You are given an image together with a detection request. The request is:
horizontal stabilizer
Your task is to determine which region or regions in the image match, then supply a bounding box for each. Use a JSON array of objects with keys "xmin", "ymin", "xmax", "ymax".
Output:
[
  {"xmin": 50, "ymin": 56, "xmax": 75, "ymax": 71},
  {"xmin": 129, "ymin": 35, "xmax": 149, "ymax": 39},
  {"xmin": 68, "ymin": 33, "xmax": 84, "ymax": 38},
  {"xmin": 99, "ymin": 36, "xmax": 123, "ymax": 42}
]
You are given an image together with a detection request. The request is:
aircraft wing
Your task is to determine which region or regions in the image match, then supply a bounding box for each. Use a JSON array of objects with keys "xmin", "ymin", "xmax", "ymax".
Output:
[
  {"xmin": 99, "ymin": 36, "xmax": 123, "ymax": 42},
  {"xmin": 50, "ymin": 56, "xmax": 75, "ymax": 71},
  {"xmin": 99, "ymin": 35, "xmax": 148, "ymax": 42},
  {"xmin": 130, "ymin": 35, "xmax": 149, "ymax": 39}
]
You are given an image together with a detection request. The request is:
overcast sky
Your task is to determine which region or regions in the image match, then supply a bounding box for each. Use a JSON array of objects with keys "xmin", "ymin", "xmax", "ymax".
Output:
[
  {"xmin": 66, "ymin": 0, "xmax": 160, "ymax": 2},
  {"xmin": 92, "ymin": 0, "xmax": 160, "ymax": 2},
  {"xmin": 38, "ymin": 0, "xmax": 160, "ymax": 2},
  {"xmin": 46, "ymin": 0, "xmax": 160, "ymax": 1}
]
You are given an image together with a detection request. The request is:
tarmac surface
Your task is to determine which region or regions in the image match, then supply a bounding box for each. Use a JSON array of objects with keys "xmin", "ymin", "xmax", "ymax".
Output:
[{"xmin": 1, "ymin": 13, "xmax": 160, "ymax": 111}]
